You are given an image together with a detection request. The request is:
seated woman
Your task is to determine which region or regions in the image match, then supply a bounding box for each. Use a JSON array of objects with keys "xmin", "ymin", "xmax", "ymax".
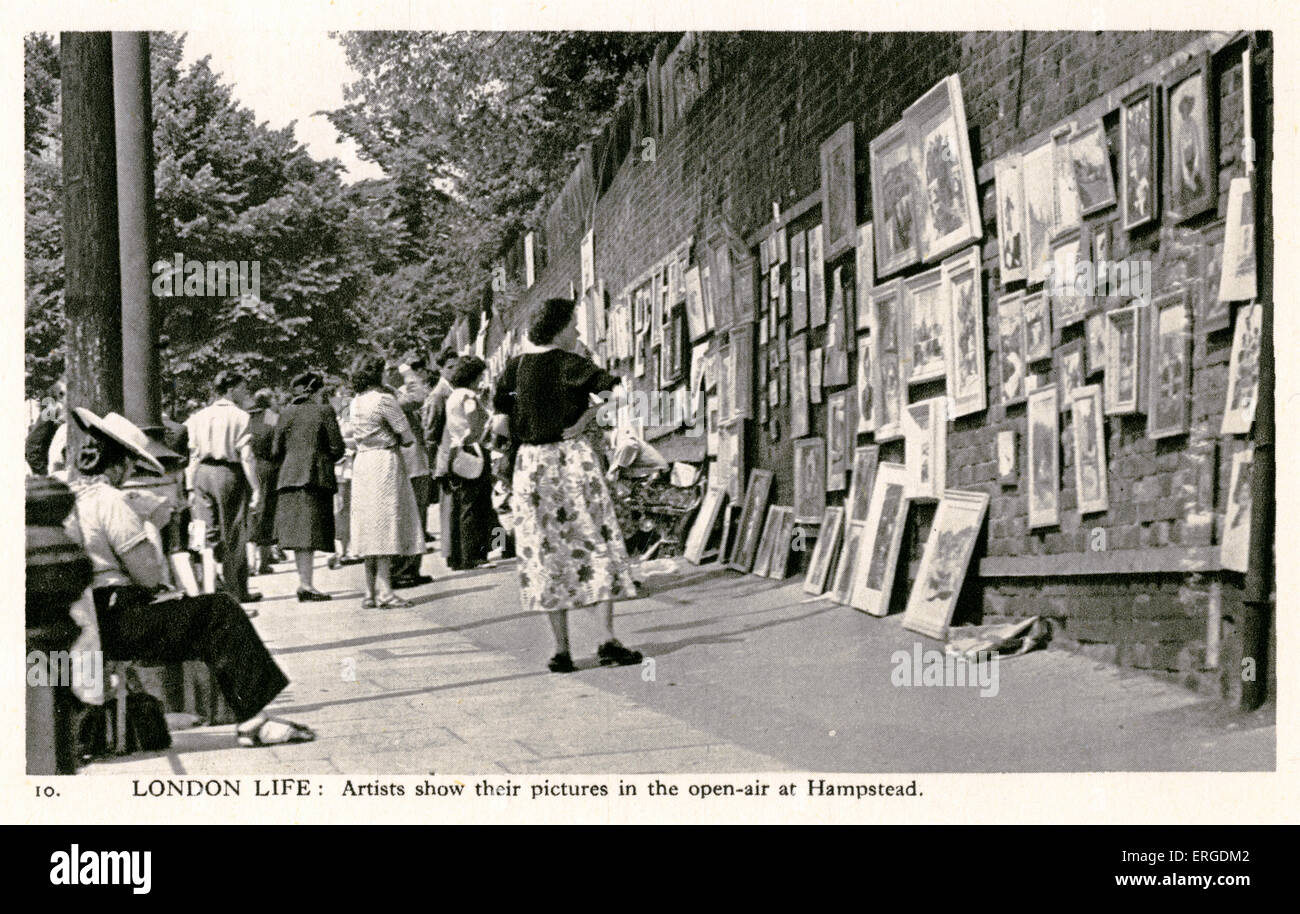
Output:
[{"xmin": 65, "ymin": 407, "xmax": 314, "ymax": 748}]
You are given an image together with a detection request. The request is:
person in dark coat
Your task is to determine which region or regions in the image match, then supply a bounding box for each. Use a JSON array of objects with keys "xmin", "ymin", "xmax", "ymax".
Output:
[
  {"xmin": 272, "ymin": 372, "xmax": 346, "ymax": 601},
  {"xmin": 246, "ymin": 388, "xmax": 281, "ymax": 575}
]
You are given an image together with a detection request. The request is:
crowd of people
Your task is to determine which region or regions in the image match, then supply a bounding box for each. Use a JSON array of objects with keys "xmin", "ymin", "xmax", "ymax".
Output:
[{"xmin": 27, "ymin": 296, "xmax": 657, "ymax": 754}]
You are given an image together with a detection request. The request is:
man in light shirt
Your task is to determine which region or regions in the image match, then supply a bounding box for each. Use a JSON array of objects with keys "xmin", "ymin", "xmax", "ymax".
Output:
[{"xmin": 184, "ymin": 370, "xmax": 262, "ymax": 603}]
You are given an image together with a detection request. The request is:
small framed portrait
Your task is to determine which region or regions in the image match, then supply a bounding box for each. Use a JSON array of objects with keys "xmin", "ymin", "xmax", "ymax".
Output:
[
  {"xmin": 941, "ymin": 246, "xmax": 987, "ymax": 419},
  {"xmin": 869, "ymin": 280, "xmax": 905, "ymax": 439},
  {"xmin": 903, "ymin": 265, "xmax": 947, "ymax": 384},
  {"xmin": 1070, "ymin": 119, "xmax": 1117, "ymax": 216},
  {"xmin": 848, "ymin": 461, "xmax": 910, "ymax": 616},
  {"xmin": 791, "ymin": 229, "xmax": 809, "ymax": 333},
  {"xmin": 1147, "ymin": 289, "xmax": 1190, "ymax": 439},
  {"xmin": 869, "ymin": 119, "xmax": 922, "ymax": 277},
  {"xmin": 907, "ymin": 74, "xmax": 981, "ymax": 263},
  {"xmin": 1085, "ymin": 311, "xmax": 1107, "ymax": 376},
  {"xmin": 728, "ymin": 469, "xmax": 774, "ymax": 572},
  {"xmin": 1022, "ymin": 289, "xmax": 1052, "ymax": 364},
  {"xmin": 1104, "ymin": 302, "xmax": 1144, "ymax": 416},
  {"xmin": 820, "ymin": 121, "xmax": 858, "ymax": 262},
  {"xmin": 789, "ymin": 333, "xmax": 810, "ymax": 438},
  {"xmin": 803, "ymin": 506, "xmax": 844, "ymax": 595},
  {"xmin": 1055, "ymin": 338, "xmax": 1086, "ymax": 413},
  {"xmin": 855, "ymin": 334, "xmax": 874, "ymax": 434},
  {"xmin": 1222, "ymin": 302, "xmax": 1263, "ymax": 435},
  {"xmin": 1120, "ymin": 83, "xmax": 1160, "ymax": 232},
  {"xmin": 793, "ymin": 437, "xmax": 828, "ymax": 525},
  {"xmin": 1022, "ymin": 140, "xmax": 1056, "ymax": 284},
  {"xmin": 1164, "ymin": 52, "xmax": 1216, "ymax": 224},
  {"xmin": 1027, "ymin": 384, "xmax": 1060, "ymax": 529},
  {"xmin": 846, "ymin": 444, "xmax": 881, "ymax": 526},
  {"xmin": 903, "ymin": 396, "xmax": 947, "ymax": 501},
  {"xmin": 994, "ymin": 153, "xmax": 1027, "ymax": 283},
  {"xmin": 808, "ymin": 224, "xmax": 827, "ymax": 328},
  {"xmin": 996, "ymin": 290, "xmax": 1028, "ymax": 405},
  {"xmin": 997, "ymin": 429, "xmax": 1018, "ymax": 485},
  {"xmin": 902, "ymin": 488, "xmax": 990, "ymax": 640},
  {"xmin": 1071, "ymin": 384, "xmax": 1109, "ymax": 515},
  {"xmin": 825, "ymin": 390, "xmax": 855, "ymax": 492},
  {"xmin": 855, "ymin": 223, "xmax": 875, "ymax": 330}
]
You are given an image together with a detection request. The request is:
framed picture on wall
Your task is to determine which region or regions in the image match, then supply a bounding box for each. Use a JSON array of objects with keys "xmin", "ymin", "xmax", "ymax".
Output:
[
  {"xmin": 793, "ymin": 437, "xmax": 827, "ymax": 525},
  {"xmin": 870, "ymin": 280, "xmax": 905, "ymax": 440},
  {"xmin": 855, "ymin": 223, "xmax": 875, "ymax": 329},
  {"xmin": 729, "ymin": 323, "xmax": 754, "ymax": 421},
  {"xmin": 809, "ymin": 345, "xmax": 824, "ymax": 404},
  {"xmin": 994, "ymin": 154, "xmax": 1027, "ymax": 283},
  {"xmin": 1104, "ymin": 302, "xmax": 1144, "ymax": 415},
  {"xmin": 789, "ymin": 334, "xmax": 810, "ymax": 437},
  {"xmin": 903, "ymin": 396, "xmax": 947, "ymax": 500},
  {"xmin": 1085, "ymin": 311, "xmax": 1107, "ymax": 376},
  {"xmin": 996, "ymin": 290, "xmax": 1028, "ymax": 405},
  {"xmin": 1071, "ymin": 384, "xmax": 1109, "ymax": 515},
  {"xmin": 849, "ymin": 461, "xmax": 910, "ymax": 616},
  {"xmin": 1219, "ymin": 177, "xmax": 1258, "ymax": 303},
  {"xmin": 803, "ymin": 506, "xmax": 844, "ymax": 595},
  {"xmin": 1055, "ymin": 338, "xmax": 1086, "ymax": 413},
  {"xmin": 904, "ymin": 266, "xmax": 947, "ymax": 384},
  {"xmin": 1120, "ymin": 83, "xmax": 1160, "ymax": 232},
  {"xmin": 855, "ymin": 335, "xmax": 874, "ymax": 434},
  {"xmin": 826, "ymin": 389, "xmax": 854, "ymax": 492},
  {"xmin": 728, "ymin": 469, "xmax": 774, "ymax": 572},
  {"xmin": 1221, "ymin": 446, "xmax": 1254, "ymax": 573},
  {"xmin": 1022, "ymin": 140, "xmax": 1056, "ymax": 284},
  {"xmin": 1164, "ymin": 52, "xmax": 1216, "ymax": 224},
  {"xmin": 823, "ymin": 266, "xmax": 850, "ymax": 386},
  {"xmin": 1027, "ymin": 384, "xmax": 1060, "ymax": 529},
  {"xmin": 684, "ymin": 265, "xmax": 707, "ymax": 341},
  {"xmin": 791, "ymin": 229, "xmax": 809, "ymax": 333},
  {"xmin": 1051, "ymin": 123, "xmax": 1081, "ymax": 236},
  {"xmin": 1222, "ymin": 302, "xmax": 1263, "ymax": 435},
  {"xmin": 901, "ymin": 488, "xmax": 990, "ymax": 639},
  {"xmin": 846, "ymin": 444, "xmax": 881, "ymax": 526},
  {"xmin": 1147, "ymin": 289, "xmax": 1190, "ymax": 439},
  {"xmin": 820, "ymin": 121, "xmax": 858, "ymax": 262},
  {"xmin": 908, "ymin": 74, "xmax": 981, "ymax": 263},
  {"xmin": 869, "ymin": 119, "xmax": 922, "ymax": 277},
  {"xmin": 1049, "ymin": 226, "xmax": 1090, "ymax": 330},
  {"xmin": 1070, "ymin": 119, "xmax": 1117, "ymax": 215},
  {"xmin": 732, "ymin": 252, "xmax": 755, "ymax": 327},
  {"xmin": 997, "ymin": 429, "xmax": 1018, "ymax": 485},
  {"xmin": 1022, "ymin": 289, "xmax": 1051, "ymax": 364},
  {"xmin": 941, "ymin": 246, "xmax": 987, "ymax": 419},
  {"xmin": 808, "ymin": 225, "xmax": 827, "ymax": 328}
]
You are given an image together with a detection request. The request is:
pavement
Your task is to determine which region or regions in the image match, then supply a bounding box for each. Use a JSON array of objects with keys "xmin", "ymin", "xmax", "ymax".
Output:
[{"xmin": 83, "ymin": 531, "xmax": 1275, "ymax": 776}]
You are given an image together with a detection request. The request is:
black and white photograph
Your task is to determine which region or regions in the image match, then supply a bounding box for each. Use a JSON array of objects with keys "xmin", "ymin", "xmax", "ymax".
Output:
[{"xmin": 14, "ymin": 9, "xmax": 1283, "ymax": 840}]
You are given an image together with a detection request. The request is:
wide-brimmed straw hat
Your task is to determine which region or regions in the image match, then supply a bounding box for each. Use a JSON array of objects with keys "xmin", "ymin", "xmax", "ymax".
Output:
[{"xmin": 70, "ymin": 408, "xmax": 177, "ymax": 475}]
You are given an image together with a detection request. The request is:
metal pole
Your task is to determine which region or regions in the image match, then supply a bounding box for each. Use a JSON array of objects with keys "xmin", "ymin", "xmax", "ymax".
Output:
[
  {"xmin": 61, "ymin": 32, "xmax": 123, "ymax": 465},
  {"xmin": 113, "ymin": 31, "xmax": 160, "ymax": 429}
]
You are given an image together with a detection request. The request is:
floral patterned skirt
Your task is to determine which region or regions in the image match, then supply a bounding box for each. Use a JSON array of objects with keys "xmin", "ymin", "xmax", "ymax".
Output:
[{"xmin": 511, "ymin": 438, "xmax": 637, "ymax": 613}]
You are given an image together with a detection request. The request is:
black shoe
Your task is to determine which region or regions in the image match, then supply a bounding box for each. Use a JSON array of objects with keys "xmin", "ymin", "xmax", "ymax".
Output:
[
  {"xmin": 297, "ymin": 589, "xmax": 332, "ymax": 602},
  {"xmin": 327, "ymin": 556, "xmax": 342, "ymax": 570},
  {"xmin": 239, "ymin": 591, "xmax": 263, "ymax": 604},
  {"xmin": 393, "ymin": 574, "xmax": 434, "ymax": 589},
  {"xmin": 597, "ymin": 641, "xmax": 643, "ymax": 666},
  {"xmin": 548, "ymin": 652, "xmax": 577, "ymax": 673}
]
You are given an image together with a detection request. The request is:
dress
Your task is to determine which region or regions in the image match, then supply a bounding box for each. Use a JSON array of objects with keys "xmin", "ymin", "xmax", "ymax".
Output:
[
  {"xmin": 272, "ymin": 398, "xmax": 345, "ymax": 552},
  {"xmin": 348, "ymin": 389, "xmax": 424, "ymax": 557}
]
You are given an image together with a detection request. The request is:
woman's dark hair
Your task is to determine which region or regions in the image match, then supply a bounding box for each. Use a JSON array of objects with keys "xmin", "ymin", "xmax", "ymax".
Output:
[
  {"xmin": 251, "ymin": 388, "xmax": 275, "ymax": 410},
  {"xmin": 76, "ymin": 435, "xmax": 131, "ymax": 476},
  {"xmin": 350, "ymin": 353, "xmax": 387, "ymax": 392},
  {"xmin": 527, "ymin": 297, "xmax": 577, "ymax": 345},
  {"xmin": 449, "ymin": 355, "xmax": 487, "ymax": 389}
]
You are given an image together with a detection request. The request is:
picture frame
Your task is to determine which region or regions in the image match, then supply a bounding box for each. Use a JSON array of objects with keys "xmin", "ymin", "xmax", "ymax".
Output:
[
  {"xmin": 768, "ymin": 508, "xmax": 797, "ymax": 579},
  {"xmin": 789, "ymin": 333, "xmax": 810, "ymax": 438},
  {"xmin": 1022, "ymin": 140, "xmax": 1056, "ymax": 284},
  {"xmin": 994, "ymin": 153, "xmax": 1027, "ymax": 283},
  {"xmin": 829, "ymin": 521, "xmax": 865, "ymax": 606},
  {"xmin": 1218, "ymin": 177, "xmax": 1257, "ymax": 303},
  {"xmin": 791, "ymin": 229, "xmax": 809, "ymax": 333},
  {"xmin": 750, "ymin": 505, "xmax": 783, "ymax": 577},
  {"xmin": 793, "ymin": 437, "xmax": 827, "ymax": 525},
  {"xmin": 822, "ymin": 266, "xmax": 850, "ymax": 386},
  {"xmin": 803, "ymin": 506, "xmax": 844, "ymax": 595},
  {"xmin": 997, "ymin": 429, "xmax": 1018, "ymax": 485},
  {"xmin": 855, "ymin": 334, "xmax": 874, "ymax": 434},
  {"xmin": 807, "ymin": 224, "xmax": 827, "ymax": 328},
  {"xmin": 684, "ymin": 265, "xmax": 707, "ymax": 341},
  {"xmin": 870, "ymin": 280, "xmax": 905, "ymax": 440},
  {"xmin": 869, "ymin": 119, "xmax": 922, "ymax": 277},
  {"xmin": 719, "ymin": 422, "xmax": 745, "ymax": 503},
  {"xmin": 1027, "ymin": 384, "xmax": 1060, "ymax": 529},
  {"xmin": 809, "ymin": 346, "xmax": 824, "ymax": 404},
  {"xmin": 941, "ymin": 245, "xmax": 987, "ymax": 418},
  {"xmin": 848, "ymin": 461, "xmax": 910, "ymax": 616},
  {"xmin": 1199, "ymin": 220, "xmax": 1231, "ymax": 332},
  {"xmin": 1164, "ymin": 52, "xmax": 1216, "ymax": 224},
  {"xmin": 728, "ymin": 469, "xmax": 774, "ymax": 572},
  {"xmin": 1071, "ymin": 384, "xmax": 1109, "ymax": 515},
  {"xmin": 903, "ymin": 396, "xmax": 947, "ymax": 500},
  {"xmin": 1104, "ymin": 302, "xmax": 1144, "ymax": 415},
  {"xmin": 1055, "ymin": 338, "xmax": 1086, "ymax": 413},
  {"xmin": 1049, "ymin": 226, "xmax": 1090, "ymax": 330},
  {"xmin": 1051, "ymin": 123, "xmax": 1081, "ymax": 236},
  {"xmin": 1220, "ymin": 446, "xmax": 1254, "ymax": 573},
  {"xmin": 846, "ymin": 444, "xmax": 881, "ymax": 525},
  {"xmin": 901, "ymin": 488, "xmax": 990, "ymax": 639},
  {"xmin": 1120, "ymin": 83, "xmax": 1160, "ymax": 232},
  {"xmin": 855, "ymin": 222, "xmax": 875, "ymax": 330},
  {"xmin": 1070, "ymin": 119, "xmax": 1117, "ymax": 216},
  {"xmin": 732, "ymin": 252, "xmax": 756, "ymax": 327},
  {"xmin": 819, "ymin": 121, "xmax": 858, "ymax": 262},
  {"xmin": 684, "ymin": 486, "xmax": 727, "ymax": 564},
  {"xmin": 908, "ymin": 73, "xmax": 981, "ymax": 263},
  {"xmin": 826, "ymin": 389, "xmax": 854, "ymax": 492},
  {"xmin": 1085, "ymin": 311, "xmax": 1107, "ymax": 376},
  {"xmin": 729, "ymin": 323, "xmax": 754, "ymax": 422},
  {"xmin": 1147, "ymin": 289, "xmax": 1190, "ymax": 439},
  {"xmin": 1022, "ymin": 289, "xmax": 1052, "ymax": 364},
  {"xmin": 996, "ymin": 290, "xmax": 1028, "ymax": 405},
  {"xmin": 903, "ymin": 265, "xmax": 947, "ymax": 384},
  {"xmin": 1222, "ymin": 302, "xmax": 1263, "ymax": 435}
]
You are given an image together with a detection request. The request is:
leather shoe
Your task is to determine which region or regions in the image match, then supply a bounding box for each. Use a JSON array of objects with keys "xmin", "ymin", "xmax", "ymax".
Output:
[
  {"xmin": 239, "ymin": 591, "xmax": 263, "ymax": 603},
  {"xmin": 297, "ymin": 589, "xmax": 332, "ymax": 602},
  {"xmin": 393, "ymin": 574, "xmax": 434, "ymax": 589}
]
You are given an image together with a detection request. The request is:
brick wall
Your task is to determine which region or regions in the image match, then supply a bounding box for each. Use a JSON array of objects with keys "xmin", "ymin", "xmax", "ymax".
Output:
[{"xmin": 496, "ymin": 31, "xmax": 1272, "ymax": 695}]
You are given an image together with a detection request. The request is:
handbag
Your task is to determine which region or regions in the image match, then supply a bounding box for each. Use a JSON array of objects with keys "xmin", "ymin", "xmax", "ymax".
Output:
[{"xmin": 450, "ymin": 442, "xmax": 485, "ymax": 480}]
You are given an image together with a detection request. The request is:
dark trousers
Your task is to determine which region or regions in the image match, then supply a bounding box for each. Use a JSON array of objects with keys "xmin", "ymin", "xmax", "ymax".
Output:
[
  {"xmin": 93, "ymin": 588, "xmax": 288, "ymax": 722},
  {"xmin": 393, "ymin": 474, "xmax": 432, "ymax": 580},
  {"xmin": 448, "ymin": 474, "xmax": 496, "ymax": 569},
  {"xmin": 191, "ymin": 462, "xmax": 250, "ymax": 600}
]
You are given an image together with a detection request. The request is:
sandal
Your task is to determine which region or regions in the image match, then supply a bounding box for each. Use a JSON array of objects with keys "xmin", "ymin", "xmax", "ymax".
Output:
[
  {"xmin": 548, "ymin": 651, "xmax": 577, "ymax": 673},
  {"xmin": 597, "ymin": 641, "xmax": 643, "ymax": 667},
  {"xmin": 361, "ymin": 597, "xmax": 377, "ymax": 609},
  {"xmin": 237, "ymin": 718, "xmax": 316, "ymax": 748},
  {"xmin": 376, "ymin": 595, "xmax": 413, "ymax": 609}
]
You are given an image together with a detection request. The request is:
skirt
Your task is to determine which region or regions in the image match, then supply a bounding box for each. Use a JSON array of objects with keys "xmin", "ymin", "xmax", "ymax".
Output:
[
  {"xmin": 351, "ymin": 447, "xmax": 425, "ymax": 557},
  {"xmin": 511, "ymin": 438, "xmax": 637, "ymax": 613},
  {"xmin": 274, "ymin": 486, "xmax": 335, "ymax": 552}
]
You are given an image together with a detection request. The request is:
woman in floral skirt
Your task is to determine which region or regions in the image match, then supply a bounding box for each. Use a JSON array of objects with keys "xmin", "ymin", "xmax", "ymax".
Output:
[{"xmin": 493, "ymin": 298, "xmax": 641, "ymax": 673}]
